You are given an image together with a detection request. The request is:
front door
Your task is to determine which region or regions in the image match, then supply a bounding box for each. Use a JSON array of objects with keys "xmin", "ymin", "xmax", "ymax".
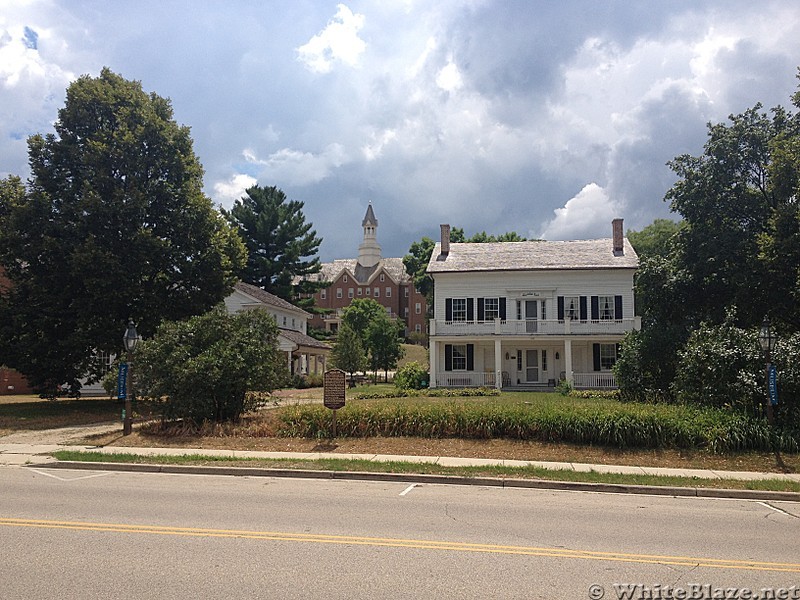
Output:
[
  {"xmin": 525, "ymin": 300, "xmax": 538, "ymax": 333},
  {"xmin": 525, "ymin": 350, "xmax": 539, "ymax": 383}
]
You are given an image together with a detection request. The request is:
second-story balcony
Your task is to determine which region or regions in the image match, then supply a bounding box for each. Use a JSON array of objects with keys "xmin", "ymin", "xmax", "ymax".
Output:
[{"xmin": 429, "ymin": 317, "xmax": 641, "ymax": 337}]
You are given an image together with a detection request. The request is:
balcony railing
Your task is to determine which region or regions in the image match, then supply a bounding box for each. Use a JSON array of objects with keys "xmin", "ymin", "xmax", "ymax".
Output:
[
  {"xmin": 573, "ymin": 372, "xmax": 617, "ymax": 389},
  {"xmin": 430, "ymin": 317, "xmax": 640, "ymax": 337}
]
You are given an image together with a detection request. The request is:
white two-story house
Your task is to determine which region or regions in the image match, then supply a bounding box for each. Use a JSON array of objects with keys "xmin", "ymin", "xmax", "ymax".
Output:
[
  {"xmin": 224, "ymin": 282, "xmax": 330, "ymax": 376},
  {"xmin": 426, "ymin": 220, "xmax": 640, "ymax": 390}
]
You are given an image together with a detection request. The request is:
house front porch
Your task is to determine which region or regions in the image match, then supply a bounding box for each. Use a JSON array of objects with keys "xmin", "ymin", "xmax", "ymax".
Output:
[{"xmin": 429, "ymin": 338, "xmax": 620, "ymax": 390}]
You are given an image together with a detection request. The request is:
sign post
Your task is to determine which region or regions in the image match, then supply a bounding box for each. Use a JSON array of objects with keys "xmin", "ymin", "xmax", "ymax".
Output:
[
  {"xmin": 324, "ymin": 369, "xmax": 346, "ymax": 439},
  {"xmin": 117, "ymin": 363, "xmax": 128, "ymax": 401}
]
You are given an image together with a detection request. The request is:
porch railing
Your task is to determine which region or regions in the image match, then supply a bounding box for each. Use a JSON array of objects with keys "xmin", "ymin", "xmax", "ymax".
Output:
[
  {"xmin": 436, "ymin": 372, "xmax": 497, "ymax": 388},
  {"xmin": 573, "ymin": 372, "xmax": 617, "ymax": 389},
  {"xmin": 430, "ymin": 317, "xmax": 640, "ymax": 337}
]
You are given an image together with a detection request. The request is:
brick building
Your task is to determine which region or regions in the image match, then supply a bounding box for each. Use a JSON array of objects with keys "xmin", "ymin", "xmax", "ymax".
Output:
[{"xmin": 303, "ymin": 204, "xmax": 427, "ymax": 338}]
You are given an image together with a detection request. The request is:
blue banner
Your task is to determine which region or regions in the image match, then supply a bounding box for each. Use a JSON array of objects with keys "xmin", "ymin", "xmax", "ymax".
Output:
[
  {"xmin": 768, "ymin": 364, "xmax": 778, "ymax": 406},
  {"xmin": 117, "ymin": 363, "xmax": 128, "ymax": 400}
]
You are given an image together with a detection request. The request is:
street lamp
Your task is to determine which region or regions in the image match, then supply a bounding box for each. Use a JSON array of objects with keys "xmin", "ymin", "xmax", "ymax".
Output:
[
  {"xmin": 758, "ymin": 317, "xmax": 776, "ymax": 426},
  {"xmin": 122, "ymin": 319, "xmax": 140, "ymax": 436}
]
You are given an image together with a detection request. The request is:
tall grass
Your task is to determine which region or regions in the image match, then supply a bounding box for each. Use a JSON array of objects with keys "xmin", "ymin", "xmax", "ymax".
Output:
[{"xmin": 277, "ymin": 399, "xmax": 799, "ymax": 453}]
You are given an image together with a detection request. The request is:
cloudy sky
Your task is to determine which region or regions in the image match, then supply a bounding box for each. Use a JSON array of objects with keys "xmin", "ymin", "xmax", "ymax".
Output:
[{"xmin": 2, "ymin": 1, "xmax": 799, "ymax": 261}]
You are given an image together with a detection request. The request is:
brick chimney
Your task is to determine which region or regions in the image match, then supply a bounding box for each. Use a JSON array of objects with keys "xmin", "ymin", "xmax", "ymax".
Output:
[
  {"xmin": 440, "ymin": 224, "xmax": 451, "ymax": 258},
  {"xmin": 612, "ymin": 218, "xmax": 624, "ymax": 254}
]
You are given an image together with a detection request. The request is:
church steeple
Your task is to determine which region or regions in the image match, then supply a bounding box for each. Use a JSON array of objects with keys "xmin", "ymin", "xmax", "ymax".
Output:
[{"xmin": 357, "ymin": 202, "xmax": 381, "ymax": 268}]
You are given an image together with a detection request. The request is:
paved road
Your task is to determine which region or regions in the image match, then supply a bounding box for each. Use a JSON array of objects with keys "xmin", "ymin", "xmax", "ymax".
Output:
[{"xmin": 1, "ymin": 466, "xmax": 799, "ymax": 599}]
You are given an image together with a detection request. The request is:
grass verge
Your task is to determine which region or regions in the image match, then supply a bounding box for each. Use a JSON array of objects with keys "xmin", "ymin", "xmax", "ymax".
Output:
[{"xmin": 50, "ymin": 450, "xmax": 800, "ymax": 493}]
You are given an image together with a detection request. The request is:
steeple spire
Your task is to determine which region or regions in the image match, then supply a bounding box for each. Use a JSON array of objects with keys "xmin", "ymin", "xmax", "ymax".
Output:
[{"xmin": 357, "ymin": 202, "xmax": 381, "ymax": 268}]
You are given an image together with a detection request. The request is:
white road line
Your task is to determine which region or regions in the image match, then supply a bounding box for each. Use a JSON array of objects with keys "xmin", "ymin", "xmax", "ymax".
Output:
[
  {"xmin": 399, "ymin": 484, "xmax": 418, "ymax": 496},
  {"xmin": 757, "ymin": 501, "xmax": 798, "ymax": 518},
  {"xmin": 29, "ymin": 469, "xmax": 113, "ymax": 482}
]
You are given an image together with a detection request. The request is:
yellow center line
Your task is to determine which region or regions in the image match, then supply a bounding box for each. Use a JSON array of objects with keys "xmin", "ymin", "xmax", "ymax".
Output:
[{"xmin": 2, "ymin": 517, "xmax": 798, "ymax": 573}]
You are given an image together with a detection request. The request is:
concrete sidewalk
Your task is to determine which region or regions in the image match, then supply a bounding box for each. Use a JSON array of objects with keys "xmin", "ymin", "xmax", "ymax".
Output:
[{"xmin": 2, "ymin": 441, "xmax": 800, "ymax": 484}]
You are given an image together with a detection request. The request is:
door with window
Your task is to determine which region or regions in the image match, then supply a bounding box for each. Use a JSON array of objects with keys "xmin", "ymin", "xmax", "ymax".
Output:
[
  {"xmin": 525, "ymin": 300, "xmax": 538, "ymax": 333},
  {"xmin": 525, "ymin": 350, "xmax": 539, "ymax": 382}
]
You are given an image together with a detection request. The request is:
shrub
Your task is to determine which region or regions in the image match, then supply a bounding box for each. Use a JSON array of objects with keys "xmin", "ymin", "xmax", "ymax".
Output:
[
  {"xmin": 136, "ymin": 306, "xmax": 288, "ymax": 423},
  {"xmin": 393, "ymin": 361, "xmax": 429, "ymax": 390},
  {"xmin": 672, "ymin": 320, "xmax": 762, "ymax": 412}
]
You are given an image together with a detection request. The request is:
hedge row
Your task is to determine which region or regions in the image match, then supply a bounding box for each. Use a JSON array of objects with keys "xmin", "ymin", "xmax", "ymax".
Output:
[{"xmin": 277, "ymin": 401, "xmax": 800, "ymax": 453}]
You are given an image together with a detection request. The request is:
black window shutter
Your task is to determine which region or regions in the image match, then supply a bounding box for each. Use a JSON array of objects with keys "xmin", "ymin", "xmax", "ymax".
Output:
[
  {"xmin": 445, "ymin": 344, "xmax": 453, "ymax": 371},
  {"xmin": 557, "ymin": 296, "xmax": 565, "ymax": 320},
  {"xmin": 477, "ymin": 298, "xmax": 485, "ymax": 321},
  {"xmin": 614, "ymin": 295, "xmax": 623, "ymax": 320},
  {"xmin": 580, "ymin": 296, "xmax": 588, "ymax": 321},
  {"xmin": 591, "ymin": 296, "xmax": 599, "ymax": 320},
  {"xmin": 466, "ymin": 344, "xmax": 474, "ymax": 371},
  {"xmin": 445, "ymin": 298, "xmax": 452, "ymax": 321},
  {"xmin": 593, "ymin": 343, "xmax": 601, "ymax": 371},
  {"xmin": 499, "ymin": 298, "xmax": 507, "ymax": 320},
  {"xmin": 467, "ymin": 298, "xmax": 474, "ymax": 321}
]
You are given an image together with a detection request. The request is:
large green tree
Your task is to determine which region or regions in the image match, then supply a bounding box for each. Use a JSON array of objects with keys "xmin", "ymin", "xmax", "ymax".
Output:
[
  {"xmin": 223, "ymin": 185, "xmax": 323, "ymax": 303},
  {"xmin": 627, "ymin": 219, "xmax": 683, "ymax": 260},
  {"xmin": 0, "ymin": 68, "xmax": 245, "ymax": 396}
]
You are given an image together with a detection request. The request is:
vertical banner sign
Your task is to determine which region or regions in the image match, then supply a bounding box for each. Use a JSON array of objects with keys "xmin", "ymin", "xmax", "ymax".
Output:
[
  {"xmin": 768, "ymin": 364, "xmax": 778, "ymax": 406},
  {"xmin": 117, "ymin": 363, "xmax": 128, "ymax": 400}
]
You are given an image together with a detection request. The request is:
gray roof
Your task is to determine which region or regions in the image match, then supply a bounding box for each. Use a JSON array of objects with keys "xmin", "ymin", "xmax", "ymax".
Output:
[
  {"xmin": 305, "ymin": 257, "xmax": 411, "ymax": 285},
  {"xmin": 234, "ymin": 282, "xmax": 311, "ymax": 317},
  {"xmin": 279, "ymin": 328, "xmax": 331, "ymax": 350},
  {"xmin": 361, "ymin": 203, "xmax": 378, "ymax": 227},
  {"xmin": 426, "ymin": 239, "xmax": 639, "ymax": 273}
]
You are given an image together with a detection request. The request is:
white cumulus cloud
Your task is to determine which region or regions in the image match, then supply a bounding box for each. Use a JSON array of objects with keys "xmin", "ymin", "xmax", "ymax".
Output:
[
  {"xmin": 212, "ymin": 173, "xmax": 258, "ymax": 208},
  {"xmin": 297, "ymin": 4, "xmax": 366, "ymax": 74},
  {"xmin": 538, "ymin": 183, "xmax": 620, "ymax": 240}
]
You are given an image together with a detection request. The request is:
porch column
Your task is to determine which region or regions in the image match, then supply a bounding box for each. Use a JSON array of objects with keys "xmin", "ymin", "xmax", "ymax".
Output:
[
  {"xmin": 429, "ymin": 339, "xmax": 438, "ymax": 388},
  {"xmin": 287, "ymin": 351, "xmax": 292, "ymax": 374},
  {"xmin": 564, "ymin": 339, "xmax": 574, "ymax": 385},
  {"xmin": 494, "ymin": 338, "xmax": 502, "ymax": 390}
]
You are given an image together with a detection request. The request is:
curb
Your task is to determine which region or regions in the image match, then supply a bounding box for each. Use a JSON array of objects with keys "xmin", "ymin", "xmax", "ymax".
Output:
[{"xmin": 39, "ymin": 461, "xmax": 800, "ymax": 503}]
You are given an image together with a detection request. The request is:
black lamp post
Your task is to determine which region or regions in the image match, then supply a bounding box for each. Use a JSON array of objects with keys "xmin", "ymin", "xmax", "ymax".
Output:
[
  {"xmin": 758, "ymin": 317, "xmax": 776, "ymax": 426},
  {"xmin": 123, "ymin": 319, "xmax": 140, "ymax": 436}
]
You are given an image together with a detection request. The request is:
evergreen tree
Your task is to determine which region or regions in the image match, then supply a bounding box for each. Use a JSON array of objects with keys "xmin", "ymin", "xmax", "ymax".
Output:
[{"xmin": 223, "ymin": 185, "xmax": 323, "ymax": 303}]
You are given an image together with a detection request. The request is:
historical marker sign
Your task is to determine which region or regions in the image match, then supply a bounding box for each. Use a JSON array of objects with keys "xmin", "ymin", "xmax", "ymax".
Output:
[{"xmin": 324, "ymin": 369, "xmax": 346, "ymax": 410}]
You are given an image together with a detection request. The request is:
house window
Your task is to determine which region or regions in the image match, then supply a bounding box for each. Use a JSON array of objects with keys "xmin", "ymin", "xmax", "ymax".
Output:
[
  {"xmin": 404, "ymin": 307, "xmax": 409, "ymax": 317},
  {"xmin": 452, "ymin": 344, "xmax": 467, "ymax": 371},
  {"xmin": 372, "ymin": 287, "xmax": 378, "ymax": 297},
  {"xmin": 451, "ymin": 298, "xmax": 467, "ymax": 321},
  {"xmin": 343, "ymin": 275, "xmax": 348, "ymax": 283},
  {"xmin": 386, "ymin": 307, "xmax": 391, "ymax": 316},
  {"xmin": 516, "ymin": 351, "xmax": 522, "ymax": 371},
  {"xmin": 415, "ymin": 324, "xmax": 421, "ymax": 333},
  {"xmin": 542, "ymin": 350, "xmax": 548, "ymax": 372},
  {"xmin": 541, "ymin": 301, "xmax": 546, "ymax": 320},
  {"xmin": 336, "ymin": 289, "xmax": 342, "ymax": 299},
  {"xmin": 292, "ymin": 318, "xmax": 296, "ymax": 328},
  {"xmin": 348, "ymin": 288, "xmax": 354, "ymax": 298},
  {"xmin": 599, "ymin": 295, "xmax": 614, "ymax": 320},
  {"xmin": 404, "ymin": 288, "xmax": 409, "ymax": 297},
  {"xmin": 283, "ymin": 316, "xmax": 287, "ymax": 326},
  {"xmin": 564, "ymin": 296, "xmax": 580, "ymax": 320},
  {"xmin": 484, "ymin": 297, "xmax": 499, "ymax": 321},
  {"xmin": 600, "ymin": 344, "xmax": 617, "ymax": 370},
  {"xmin": 415, "ymin": 302, "xmax": 421, "ymax": 314},
  {"xmin": 366, "ymin": 287, "xmax": 371, "ymax": 296},
  {"xmin": 385, "ymin": 287, "xmax": 391, "ymax": 297},
  {"xmin": 320, "ymin": 289, "xmax": 326, "ymax": 300},
  {"xmin": 358, "ymin": 287, "xmax": 363, "ymax": 296},
  {"xmin": 380, "ymin": 274, "xmax": 385, "ymax": 282}
]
